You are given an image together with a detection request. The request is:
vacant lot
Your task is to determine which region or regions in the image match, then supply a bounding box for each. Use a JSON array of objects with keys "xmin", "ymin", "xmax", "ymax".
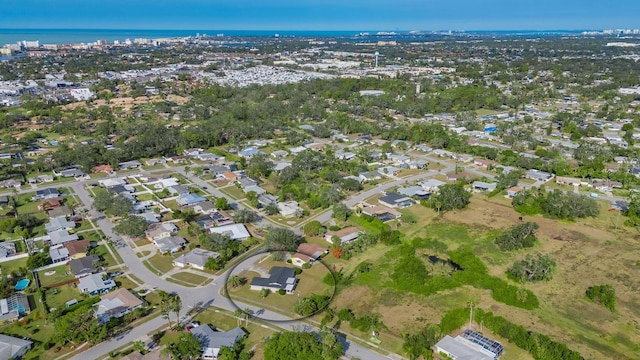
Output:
[{"xmin": 329, "ymin": 196, "xmax": 640, "ymax": 359}]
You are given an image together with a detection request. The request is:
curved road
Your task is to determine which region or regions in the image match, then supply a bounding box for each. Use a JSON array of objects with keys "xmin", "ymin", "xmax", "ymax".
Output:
[{"xmin": 64, "ymin": 174, "xmax": 399, "ymax": 360}]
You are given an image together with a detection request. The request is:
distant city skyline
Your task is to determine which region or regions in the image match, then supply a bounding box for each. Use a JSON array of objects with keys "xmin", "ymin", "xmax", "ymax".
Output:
[{"xmin": 1, "ymin": 0, "xmax": 639, "ymax": 31}]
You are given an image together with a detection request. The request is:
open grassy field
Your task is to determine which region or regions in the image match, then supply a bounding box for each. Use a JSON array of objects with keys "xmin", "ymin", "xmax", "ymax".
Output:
[
  {"xmin": 168, "ymin": 272, "xmax": 211, "ymax": 286},
  {"xmin": 327, "ymin": 195, "xmax": 640, "ymax": 360}
]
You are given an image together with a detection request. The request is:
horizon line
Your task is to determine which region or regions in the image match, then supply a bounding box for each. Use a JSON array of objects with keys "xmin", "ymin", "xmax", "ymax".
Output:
[{"xmin": 0, "ymin": 27, "xmax": 609, "ymax": 32}]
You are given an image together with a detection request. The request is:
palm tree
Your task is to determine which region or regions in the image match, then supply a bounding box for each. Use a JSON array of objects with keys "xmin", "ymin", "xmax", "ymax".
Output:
[
  {"xmin": 159, "ymin": 290, "xmax": 173, "ymax": 329},
  {"xmin": 228, "ymin": 275, "xmax": 244, "ymax": 288},
  {"xmin": 233, "ymin": 309, "xmax": 243, "ymax": 327},
  {"xmin": 171, "ymin": 295, "xmax": 182, "ymax": 327},
  {"xmin": 243, "ymin": 308, "xmax": 253, "ymax": 327}
]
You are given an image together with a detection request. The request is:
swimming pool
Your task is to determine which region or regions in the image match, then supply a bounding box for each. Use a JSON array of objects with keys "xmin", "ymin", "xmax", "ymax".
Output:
[{"xmin": 14, "ymin": 279, "xmax": 30, "ymax": 291}]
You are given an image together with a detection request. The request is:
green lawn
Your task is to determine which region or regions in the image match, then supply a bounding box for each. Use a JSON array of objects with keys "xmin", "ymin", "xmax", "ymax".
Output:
[
  {"xmin": 229, "ymin": 261, "xmax": 333, "ymax": 318},
  {"xmin": 145, "ymin": 253, "xmax": 176, "ymax": 274},
  {"xmin": 0, "ymin": 256, "xmax": 29, "ymax": 274},
  {"xmin": 92, "ymin": 244, "xmax": 118, "ymax": 267},
  {"xmin": 38, "ymin": 265, "xmax": 73, "ymax": 288},
  {"xmin": 115, "ymin": 275, "xmax": 139, "ymax": 291},
  {"xmin": 136, "ymin": 193, "xmax": 155, "ymax": 201},
  {"xmin": 46, "ymin": 283, "xmax": 83, "ymax": 311},
  {"xmin": 219, "ymin": 185, "xmax": 246, "ymax": 200},
  {"xmin": 193, "ymin": 308, "xmax": 275, "ymax": 349},
  {"xmin": 168, "ymin": 272, "xmax": 210, "ymax": 286}
]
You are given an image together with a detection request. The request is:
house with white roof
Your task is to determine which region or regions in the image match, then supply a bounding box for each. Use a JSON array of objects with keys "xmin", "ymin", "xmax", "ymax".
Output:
[
  {"xmin": 209, "ymin": 224, "xmax": 251, "ymax": 241},
  {"xmin": 78, "ymin": 272, "xmax": 116, "ymax": 295},
  {"xmin": 95, "ymin": 289, "xmax": 143, "ymax": 324}
]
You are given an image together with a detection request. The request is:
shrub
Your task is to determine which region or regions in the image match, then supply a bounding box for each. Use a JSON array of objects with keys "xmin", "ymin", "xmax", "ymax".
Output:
[
  {"xmin": 278, "ymin": 289, "xmax": 286, "ymax": 295},
  {"xmin": 586, "ymin": 285, "xmax": 616, "ymax": 312}
]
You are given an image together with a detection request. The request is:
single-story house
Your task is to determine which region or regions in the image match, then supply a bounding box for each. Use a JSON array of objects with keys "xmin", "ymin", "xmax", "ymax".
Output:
[
  {"xmin": 35, "ymin": 188, "xmax": 60, "ymax": 200},
  {"xmin": 134, "ymin": 212, "xmax": 160, "ymax": 223},
  {"xmin": 47, "ymin": 205, "xmax": 72, "ymax": 218},
  {"xmin": 473, "ymin": 158, "xmax": 496, "ymax": 168},
  {"xmin": 271, "ymin": 150, "xmax": 288, "ymax": 158},
  {"xmin": 526, "ymin": 169, "xmax": 553, "ymax": 182},
  {"xmin": 153, "ymin": 236, "xmax": 186, "ymax": 254},
  {"xmin": 0, "ymin": 242, "xmax": 16, "ymax": 259},
  {"xmin": 118, "ymin": 160, "xmax": 142, "ymax": 170},
  {"xmin": 506, "ymin": 186, "xmax": 524, "ymax": 198},
  {"xmin": 0, "ymin": 294, "xmax": 30, "ymax": 322},
  {"xmin": 239, "ymin": 147, "xmax": 261, "ymax": 159},
  {"xmin": 209, "ymin": 224, "xmax": 250, "ymax": 241},
  {"xmin": 190, "ymin": 325, "xmax": 247, "ymax": 360},
  {"xmin": 0, "ymin": 334, "xmax": 33, "ymax": 360},
  {"xmin": 45, "ymin": 216, "xmax": 76, "ymax": 233},
  {"xmin": 99, "ymin": 177, "xmax": 128, "ymax": 188},
  {"xmin": 291, "ymin": 243, "xmax": 327, "ymax": 266},
  {"xmin": 434, "ymin": 329, "xmax": 503, "ymax": 360},
  {"xmin": 176, "ymin": 193, "xmax": 207, "ymax": 206},
  {"xmin": 191, "ymin": 201, "xmax": 217, "ymax": 215},
  {"xmin": 49, "ymin": 246, "xmax": 70, "ymax": 263},
  {"xmin": 258, "ymin": 194, "xmax": 278, "ymax": 207},
  {"xmin": 379, "ymin": 192, "xmax": 414, "ymax": 208},
  {"xmin": 359, "ymin": 171, "xmax": 382, "ymax": 183},
  {"xmin": 145, "ymin": 222, "xmax": 178, "ymax": 241},
  {"xmin": 277, "ymin": 201, "xmax": 303, "ymax": 218},
  {"xmin": 220, "ymin": 171, "xmax": 239, "ymax": 182},
  {"xmin": 419, "ymin": 179, "xmax": 446, "ymax": 192},
  {"xmin": 473, "ymin": 181, "xmax": 497, "ymax": 192},
  {"xmin": 173, "ymin": 248, "xmax": 220, "ymax": 270},
  {"xmin": 95, "ymin": 288, "xmax": 143, "ymax": 323},
  {"xmin": 325, "ymin": 227, "xmax": 362, "ymax": 244},
  {"xmin": 69, "ymin": 255, "xmax": 101, "ymax": 278},
  {"xmin": 446, "ymin": 172, "xmax": 472, "ymax": 182},
  {"xmin": 250, "ymin": 266, "xmax": 298, "ymax": 294},
  {"xmin": 360, "ymin": 205, "xmax": 402, "ymax": 222},
  {"xmin": 48, "ymin": 229, "xmax": 79, "ymax": 246},
  {"xmin": 167, "ymin": 184, "xmax": 190, "ymax": 196},
  {"xmin": 78, "ymin": 272, "xmax": 116, "ymax": 295},
  {"xmin": 397, "ymin": 186, "xmax": 430, "ymax": 199},
  {"xmin": 556, "ymin": 176, "xmax": 582, "ymax": 186},
  {"xmin": 93, "ymin": 164, "xmax": 113, "ymax": 173},
  {"xmin": 64, "ymin": 240, "xmax": 91, "ymax": 259}
]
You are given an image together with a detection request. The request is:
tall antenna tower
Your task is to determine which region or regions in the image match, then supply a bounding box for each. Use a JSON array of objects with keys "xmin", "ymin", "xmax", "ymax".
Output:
[{"xmin": 374, "ymin": 51, "xmax": 379, "ymax": 68}]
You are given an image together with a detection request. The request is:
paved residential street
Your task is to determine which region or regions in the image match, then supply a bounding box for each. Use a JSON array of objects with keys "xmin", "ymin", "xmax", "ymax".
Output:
[{"xmin": 1, "ymin": 160, "xmax": 628, "ymax": 360}]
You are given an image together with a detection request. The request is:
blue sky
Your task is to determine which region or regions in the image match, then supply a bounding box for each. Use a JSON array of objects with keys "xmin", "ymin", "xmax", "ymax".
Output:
[{"xmin": 1, "ymin": 0, "xmax": 638, "ymax": 30}]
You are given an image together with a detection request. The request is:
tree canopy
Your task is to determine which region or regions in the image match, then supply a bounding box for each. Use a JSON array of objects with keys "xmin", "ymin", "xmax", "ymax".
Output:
[
  {"xmin": 264, "ymin": 330, "xmax": 343, "ymax": 360},
  {"xmin": 113, "ymin": 215, "xmax": 149, "ymax": 237},
  {"xmin": 264, "ymin": 227, "xmax": 303, "ymax": 251}
]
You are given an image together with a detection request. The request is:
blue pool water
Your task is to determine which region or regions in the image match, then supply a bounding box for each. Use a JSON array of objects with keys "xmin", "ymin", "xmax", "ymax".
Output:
[{"xmin": 14, "ymin": 279, "xmax": 30, "ymax": 291}]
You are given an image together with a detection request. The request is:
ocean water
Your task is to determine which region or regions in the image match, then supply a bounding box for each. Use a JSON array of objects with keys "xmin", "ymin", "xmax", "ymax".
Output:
[
  {"xmin": 0, "ymin": 28, "xmax": 364, "ymax": 45},
  {"xmin": 0, "ymin": 28, "xmax": 589, "ymax": 46}
]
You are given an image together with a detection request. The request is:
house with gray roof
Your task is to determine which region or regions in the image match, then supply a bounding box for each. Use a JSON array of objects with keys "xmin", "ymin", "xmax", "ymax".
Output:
[
  {"xmin": 0, "ymin": 294, "xmax": 30, "ymax": 322},
  {"xmin": 190, "ymin": 325, "xmax": 247, "ymax": 360},
  {"xmin": 78, "ymin": 272, "xmax": 116, "ymax": 295},
  {"xmin": 49, "ymin": 246, "xmax": 70, "ymax": 263},
  {"xmin": 397, "ymin": 186, "xmax": 430, "ymax": 199},
  {"xmin": 473, "ymin": 181, "xmax": 497, "ymax": 192},
  {"xmin": 34, "ymin": 188, "xmax": 60, "ymax": 200},
  {"xmin": 153, "ymin": 236, "xmax": 186, "ymax": 254},
  {"xmin": 250, "ymin": 266, "xmax": 298, "ymax": 294},
  {"xmin": 48, "ymin": 229, "xmax": 79, "ymax": 245},
  {"xmin": 379, "ymin": 192, "xmax": 414, "ymax": 208},
  {"xmin": 173, "ymin": 248, "xmax": 220, "ymax": 270},
  {"xmin": 0, "ymin": 334, "xmax": 32, "ymax": 360},
  {"xmin": 176, "ymin": 193, "xmax": 206, "ymax": 206},
  {"xmin": 69, "ymin": 255, "xmax": 100, "ymax": 278},
  {"xmin": 45, "ymin": 216, "xmax": 75, "ymax": 233}
]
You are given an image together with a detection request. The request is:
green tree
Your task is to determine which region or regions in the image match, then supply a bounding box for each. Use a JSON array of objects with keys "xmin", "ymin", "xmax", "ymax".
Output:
[
  {"xmin": 495, "ymin": 222, "xmax": 539, "ymax": 251},
  {"xmin": 228, "ymin": 275, "xmax": 247, "ymax": 288},
  {"xmin": 215, "ymin": 197, "xmax": 231, "ymax": 210},
  {"xmin": 27, "ymin": 252, "xmax": 51, "ymax": 270},
  {"xmin": 113, "ymin": 215, "xmax": 149, "ymax": 237},
  {"xmin": 264, "ymin": 202, "xmax": 279, "ymax": 215},
  {"xmin": 428, "ymin": 184, "xmax": 470, "ymax": 212},
  {"xmin": 264, "ymin": 227, "xmax": 302, "ymax": 251},
  {"xmin": 303, "ymin": 220, "xmax": 325, "ymax": 237},
  {"xmin": 264, "ymin": 331, "xmax": 343, "ymax": 360},
  {"xmin": 508, "ymin": 253, "xmax": 556, "ymax": 282},
  {"xmin": 167, "ymin": 333, "xmax": 201, "ymax": 360},
  {"xmin": 332, "ymin": 203, "xmax": 352, "ymax": 221},
  {"xmin": 233, "ymin": 208, "xmax": 258, "ymax": 224}
]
